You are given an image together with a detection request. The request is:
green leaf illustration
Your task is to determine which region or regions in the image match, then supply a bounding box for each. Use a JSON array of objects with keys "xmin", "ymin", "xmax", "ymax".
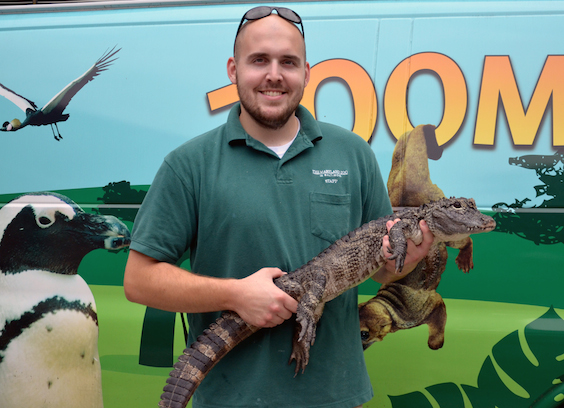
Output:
[{"xmin": 389, "ymin": 307, "xmax": 564, "ymax": 407}]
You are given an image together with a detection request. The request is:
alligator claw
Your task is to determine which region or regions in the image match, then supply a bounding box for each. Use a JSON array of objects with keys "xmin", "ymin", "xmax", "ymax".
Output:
[
  {"xmin": 289, "ymin": 341, "xmax": 310, "ymax": 376},
  {"xmin": 289, "ymin": 314, "xmax": 317, "ymax": 376}
]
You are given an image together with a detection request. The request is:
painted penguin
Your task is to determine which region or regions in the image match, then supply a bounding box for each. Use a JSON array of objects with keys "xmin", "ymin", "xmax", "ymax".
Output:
[{"xmin": 0, "ymin": 192, "xmax": 130, "ymax": 408}]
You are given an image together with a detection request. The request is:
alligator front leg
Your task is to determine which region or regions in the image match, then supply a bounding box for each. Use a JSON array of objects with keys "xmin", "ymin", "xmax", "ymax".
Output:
[
  {"xmin": 289, "ymin": 270, "xmax": 327, "ymax": 375},
  {"xmin": 385, "ymin": 220, "xmax": 411, "ymax": 272},
  {"xmin": 448, "ymin": 237, "xmax": 474, "ymax": 273}
]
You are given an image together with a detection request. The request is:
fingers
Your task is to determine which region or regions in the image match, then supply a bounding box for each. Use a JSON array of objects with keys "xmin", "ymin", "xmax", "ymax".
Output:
[
  {"xmin": 380, "ymin": 218, "xmax": 435, "ymax": 282},
  {"xmin": 237, "ymin": 268, "xmax": 297, "ymax": 328},
  {"xmin": 282, "ymin": 292, "xmax": 298, "ymax": 314},
  {"xmin": 403, "ymin": 220, "xmax": 433, "ymax": 263},
  {"xmin": 383, "ymin": 219, "xmax": 400, "ymax": 257},
  {"xmin": 386, "ymin": 219, "xmax": 399, "ymax": 232},
  {"xmin": 263, "ymin": 267, "xmax": 286, "ymax": 279},
  {"xmin": 405, "ymin": 220, "xmax": 434, "ymax": 262},
  {"xmin": 419, "ymin": 220, "xmax": 434, "ymax": 248},
  {"xmin": 257, "ymin": 293, "xmax": 296, "ymax": 328}
]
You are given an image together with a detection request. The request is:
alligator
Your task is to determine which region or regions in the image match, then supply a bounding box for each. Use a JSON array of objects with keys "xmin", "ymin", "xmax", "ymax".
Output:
[{"xmin": 159, "ymin": 197, "xmax": 496, "ymax": 408}]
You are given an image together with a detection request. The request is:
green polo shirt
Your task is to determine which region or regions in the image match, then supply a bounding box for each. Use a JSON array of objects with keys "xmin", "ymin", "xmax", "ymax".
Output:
[{"xmin": 131, "ymin": 103, "xmax": 392, "ymax": 408}]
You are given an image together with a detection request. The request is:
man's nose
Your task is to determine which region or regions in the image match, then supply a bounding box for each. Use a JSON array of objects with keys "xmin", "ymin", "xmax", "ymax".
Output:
[{"xmin": 266, "ymin": 62, "xmax": 283, "ymax": 81}]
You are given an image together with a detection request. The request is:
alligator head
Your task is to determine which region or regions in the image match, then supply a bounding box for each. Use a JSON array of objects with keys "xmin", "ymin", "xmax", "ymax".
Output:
[{"xmin": 422, "ymin": 197, "xmax": 496, "ymax": 243}]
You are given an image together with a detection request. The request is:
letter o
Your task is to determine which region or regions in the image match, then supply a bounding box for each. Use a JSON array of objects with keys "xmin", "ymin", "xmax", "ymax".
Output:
[{"xmin": 384, "ymin": 52, "xmax": 467, "ymax": 146}]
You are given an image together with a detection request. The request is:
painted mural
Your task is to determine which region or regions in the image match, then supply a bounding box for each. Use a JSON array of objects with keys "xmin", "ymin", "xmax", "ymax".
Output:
[
  {"xmin": 0, "ymin": 47, "xmax": 120, "ymax": 140},
  {"xmin": 0, "ymin": 1, "xmax": 563, "ymax": 407},
  {"xmin": 0, "ymin": 193, "xmax": 130, "ymax": 407}
]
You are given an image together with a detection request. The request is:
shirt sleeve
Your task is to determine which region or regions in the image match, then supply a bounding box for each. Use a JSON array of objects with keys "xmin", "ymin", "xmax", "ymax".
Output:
[{"xmin": 130, "ymin": 158, "xmax": 197, "ymax": 264}]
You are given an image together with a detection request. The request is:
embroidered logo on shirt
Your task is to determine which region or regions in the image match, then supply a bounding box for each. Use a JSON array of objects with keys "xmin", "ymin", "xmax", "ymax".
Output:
[{"xmin": 312, "ymin": 169, "xmax": 349, "ymax": 184}]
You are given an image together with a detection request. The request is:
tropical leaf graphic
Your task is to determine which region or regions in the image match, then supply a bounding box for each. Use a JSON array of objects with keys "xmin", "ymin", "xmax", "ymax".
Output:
[{"xmin": 389, "ymin": 307, "xmax": 564, "ymax": 407}]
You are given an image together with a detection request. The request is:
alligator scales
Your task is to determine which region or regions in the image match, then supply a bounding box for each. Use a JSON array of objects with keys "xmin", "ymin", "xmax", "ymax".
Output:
[{"xmin": 159, "ymin": 197, "xmax": 496, "ymax": 408}]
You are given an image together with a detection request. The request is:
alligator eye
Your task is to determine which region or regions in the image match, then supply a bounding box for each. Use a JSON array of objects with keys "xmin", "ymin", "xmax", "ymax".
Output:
[
  {"xmin": 360, "ymin": 331, "xmax": 370, "ymax": 341},
  {"xmin": 453, "ymin": 201, "xmax": 462, "ymax": 208}
]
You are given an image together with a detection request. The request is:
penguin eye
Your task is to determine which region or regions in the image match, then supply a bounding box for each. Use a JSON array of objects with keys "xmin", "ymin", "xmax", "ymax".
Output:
[
  {"xmin": 37, "ymin": 215, "xmax": 54, "ymax": 228},
  {"xmin": 360, "ymin": 331, "xmax": 370, "ymax": 341}
]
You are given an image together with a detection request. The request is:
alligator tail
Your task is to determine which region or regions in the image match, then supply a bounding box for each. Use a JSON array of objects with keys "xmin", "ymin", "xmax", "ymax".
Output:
[{"xmin": 159, "ymin": 311, "xmax": 259, "ymax": 408}]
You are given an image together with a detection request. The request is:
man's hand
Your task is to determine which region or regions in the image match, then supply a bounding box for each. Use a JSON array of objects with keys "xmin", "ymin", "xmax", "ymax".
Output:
[
  {"xmin": 374, "ymin": 219, "xmax": 434, "ymax": 284},
  {"xmin": 124, "ymin": 252, "xmax": 297, "ymax": 326},
  {"xmin": 232, "ymin": 268, "xmax": 298, "ymax": 328}
]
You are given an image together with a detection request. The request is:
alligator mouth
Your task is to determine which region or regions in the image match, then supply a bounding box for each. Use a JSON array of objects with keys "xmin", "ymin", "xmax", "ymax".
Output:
[
  {"xmin": 469, "ymin": 217, "xmax": 497, "ymax": 233},
  {"xmin": 484, "ymin": 219, "xmax": 497, "ymax": 231},
  {"xmin": 433, "ymin": 218, "xmax": 496, "ymax": 242}
]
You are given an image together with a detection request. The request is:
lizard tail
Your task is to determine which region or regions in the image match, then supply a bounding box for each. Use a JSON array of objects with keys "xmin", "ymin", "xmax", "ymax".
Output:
[{"xmin": 159, "ymin": 311, "xmax": 259, "ymax": 408}]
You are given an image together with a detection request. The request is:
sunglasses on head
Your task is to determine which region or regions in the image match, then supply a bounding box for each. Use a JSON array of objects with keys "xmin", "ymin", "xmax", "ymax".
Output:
[{"xmin": 235, "ymin": 6, "xmax": 305, "ymax": 40}]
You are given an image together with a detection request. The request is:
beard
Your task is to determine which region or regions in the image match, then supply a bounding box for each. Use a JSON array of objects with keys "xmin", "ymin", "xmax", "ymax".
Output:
[{"xmin": 237, "ymin": 85, "xmax": 303, "ymax": 130}]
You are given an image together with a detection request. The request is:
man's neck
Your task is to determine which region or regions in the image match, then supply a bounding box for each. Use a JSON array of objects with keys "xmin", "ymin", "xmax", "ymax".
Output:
[{"xmin": 239, "ymin": 109, "xmax": 299, "ymax": 147}]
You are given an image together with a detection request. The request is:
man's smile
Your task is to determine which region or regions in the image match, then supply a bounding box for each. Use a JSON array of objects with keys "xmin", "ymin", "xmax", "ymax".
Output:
[{"xmin": 260, "ymin": 90, "xmax": 286, "ymax": 97}]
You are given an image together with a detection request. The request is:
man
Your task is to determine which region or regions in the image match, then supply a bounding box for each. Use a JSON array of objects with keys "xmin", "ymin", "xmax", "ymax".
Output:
[{"xmin": 124, "ymin": 6, "xmax": 433, "ymax": 408}]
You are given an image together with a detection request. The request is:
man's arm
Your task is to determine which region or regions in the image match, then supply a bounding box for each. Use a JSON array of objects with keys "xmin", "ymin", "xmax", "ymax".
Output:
[
  {"xmin": 372, "ymin": 219, "xmax": 434, "ymax": 285},
  {"xmin": 123, "ymin": 250, "xmax": 298, "ymax": 328}
]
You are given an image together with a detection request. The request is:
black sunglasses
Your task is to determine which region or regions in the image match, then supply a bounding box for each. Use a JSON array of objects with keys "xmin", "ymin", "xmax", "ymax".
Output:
[{"xmin": 235, "ymin": 6, "xmax": 305, "ymax": 40}]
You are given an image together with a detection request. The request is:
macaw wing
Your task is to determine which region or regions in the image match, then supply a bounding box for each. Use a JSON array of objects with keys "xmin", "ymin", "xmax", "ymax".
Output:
[
  {"xmin": 0, "ymin": 82, "xmax": 38, "ymax": 112},
  {"xmin": 41, "ymin": 46, "xmax": 121, "ymax": 116}
]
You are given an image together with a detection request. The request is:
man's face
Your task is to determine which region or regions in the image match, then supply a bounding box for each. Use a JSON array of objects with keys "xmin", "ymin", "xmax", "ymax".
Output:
[{"xmin": 228, "ymin": 15, "xmax": 310, "ymax": 130}]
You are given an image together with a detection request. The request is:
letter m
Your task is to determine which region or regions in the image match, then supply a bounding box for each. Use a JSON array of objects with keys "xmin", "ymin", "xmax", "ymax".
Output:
[{"xmin": 474, "ymin": 56, "xmax": 564, "ymax": 146}]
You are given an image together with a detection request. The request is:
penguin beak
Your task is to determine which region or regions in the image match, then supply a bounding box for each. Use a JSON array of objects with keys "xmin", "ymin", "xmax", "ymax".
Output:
[
  {"xmin": 74, "ymin": 213, "xmax": 131, "ymax": 250},
  {"xmin": 102, "ymin": 215, "xmax": 131, "ymax": 250}
]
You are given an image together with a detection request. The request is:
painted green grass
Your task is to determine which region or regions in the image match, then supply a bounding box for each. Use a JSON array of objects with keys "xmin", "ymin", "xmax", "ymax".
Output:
[
  {"xmin": 363, "ymin": 298, "xmax": 561, "ymax": 408},
  {"xmin": 92, "ymin": 285, "xmax": 191, "ymax": 408},
  {"xmin": 93, "ymin": 285, "xmax": 558, "ymax": 408}
]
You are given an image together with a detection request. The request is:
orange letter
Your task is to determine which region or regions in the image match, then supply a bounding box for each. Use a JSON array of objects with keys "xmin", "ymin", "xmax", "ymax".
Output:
[
  {"xmin": 384, "ymin": 52, "xmax": 467, "ymax": 146},
  {"xmin": 474, "ymin": 55, "xmax": 564, "ymax": 146},
  {"xmin": 301, "ymin": 59, "xmax": 377, "ymax": 142}
]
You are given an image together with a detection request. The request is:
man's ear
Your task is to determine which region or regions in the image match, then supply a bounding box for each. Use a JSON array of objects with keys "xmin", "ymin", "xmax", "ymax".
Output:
[
  {"xmin": 227, "ymin": 57, "xmax": 237, "ymax": 84},
  {"xmin": 304, "ymin": 61, "xmax": 311, "ymax": 87}
]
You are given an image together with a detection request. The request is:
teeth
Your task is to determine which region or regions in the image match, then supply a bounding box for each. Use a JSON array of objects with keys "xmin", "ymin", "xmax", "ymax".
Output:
[{"xmin": 262, "ymin": 91, "xmax": 283, "ymax": 96}]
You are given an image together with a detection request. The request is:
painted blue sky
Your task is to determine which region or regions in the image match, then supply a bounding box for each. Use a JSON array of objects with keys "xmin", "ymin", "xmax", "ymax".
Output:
[{"xmin": 0, "ymin": 1, "xmax": 562, "ymax": 210}]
